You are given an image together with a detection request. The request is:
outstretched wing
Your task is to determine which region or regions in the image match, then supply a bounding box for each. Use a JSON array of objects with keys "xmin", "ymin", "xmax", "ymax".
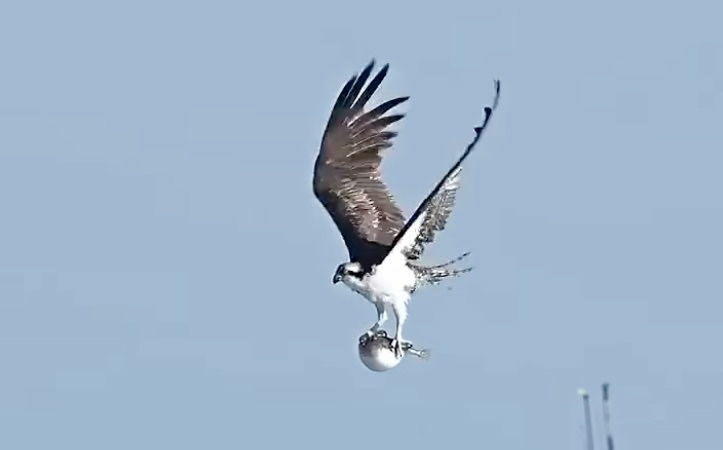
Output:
[
  {"xmin": 313, "ymin": 61, "xmax": 410, "ymax": 265},
  {"xmin": 383, "ymin": 80, "xmax": 501, "ymax": 263},
  {"xmin": 404, "ymin": 165, "xmax": 463, "ymax": 260}
]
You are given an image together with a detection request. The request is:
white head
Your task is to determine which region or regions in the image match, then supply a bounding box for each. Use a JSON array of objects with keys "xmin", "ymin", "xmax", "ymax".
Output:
[{"xmin": 332, "ymin": 261, "xmax": 364, "ymax": 284}]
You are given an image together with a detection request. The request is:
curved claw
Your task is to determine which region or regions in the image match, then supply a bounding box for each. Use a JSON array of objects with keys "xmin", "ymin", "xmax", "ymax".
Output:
[
  {"xmin": 358, "ymin": 330, "xmax": 373, "ymax": 346},
  {"xmin": 390, "ymin": 339, "xmax": 405, "ymax": 358}
]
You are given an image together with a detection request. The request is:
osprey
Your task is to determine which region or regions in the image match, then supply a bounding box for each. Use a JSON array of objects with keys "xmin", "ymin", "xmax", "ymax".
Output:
[{"xmin": 312, "ymin": 60, "xmax": 500, "ymax": 357}]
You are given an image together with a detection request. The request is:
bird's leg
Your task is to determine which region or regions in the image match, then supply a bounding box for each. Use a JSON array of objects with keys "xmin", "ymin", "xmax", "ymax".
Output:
[
  {"xmin": 371, "ymin": 303, "xmax": 388, "ymax": 334},
  {"xmin": 359, "ymin": 303, "xmax": 388, "ymax": 345},
  {"xmin": 390, "ymin": 302, "xmax": 411, "ymax": 358}
]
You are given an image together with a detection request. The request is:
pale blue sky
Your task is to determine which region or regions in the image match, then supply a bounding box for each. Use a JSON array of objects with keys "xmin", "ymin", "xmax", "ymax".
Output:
[{"xmin": 1, "ymin": 1, "xmax": 722, "ymax": 449}]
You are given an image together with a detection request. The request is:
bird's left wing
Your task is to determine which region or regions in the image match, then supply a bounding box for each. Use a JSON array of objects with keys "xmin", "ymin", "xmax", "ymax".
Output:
[{"xmin": 313, "ymin": 61, "xmax": 410, "ymax": 265}]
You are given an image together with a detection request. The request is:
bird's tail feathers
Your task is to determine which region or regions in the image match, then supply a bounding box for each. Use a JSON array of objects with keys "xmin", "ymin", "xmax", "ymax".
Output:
[
  {"xmin": 423, "ymin": 251, "xmax": 471, "ymax": 270},
  {"xmin": 409, "ymin": 251, "xmax": 473, "ymax": 287}
]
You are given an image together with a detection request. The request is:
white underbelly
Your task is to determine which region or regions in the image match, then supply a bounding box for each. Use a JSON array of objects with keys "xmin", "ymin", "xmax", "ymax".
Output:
[
  {"xmin": 342, "ymin": 258, "xmax": 416, "ymax": 306},
  {"xmin": 366, "ymin": 260, "xmax": 416, "ymax": 303}
]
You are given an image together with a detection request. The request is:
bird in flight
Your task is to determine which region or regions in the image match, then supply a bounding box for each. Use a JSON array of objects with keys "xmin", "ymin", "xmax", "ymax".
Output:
[{"xmin": 312, "ymin": 60, "xmax": 500, "ymax": 357}]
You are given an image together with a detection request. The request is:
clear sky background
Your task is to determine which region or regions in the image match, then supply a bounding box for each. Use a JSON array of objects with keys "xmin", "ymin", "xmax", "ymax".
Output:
[{"xmin": 1, "ymin": 1, "xmax": 721, "ymax": 449}]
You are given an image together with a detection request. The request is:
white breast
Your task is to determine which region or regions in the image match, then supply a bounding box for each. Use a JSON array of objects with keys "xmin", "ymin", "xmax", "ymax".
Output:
[
  {"xmin": 367, "ymin": 255, "xmax": 416, "ymax": 303},
  {"xmin": 341, "ymin": 256, "xmax": 417, "ymax": 306},
  {"xmin": 341, "ymin": 274, "xmax": 376, "ymax": 303}
]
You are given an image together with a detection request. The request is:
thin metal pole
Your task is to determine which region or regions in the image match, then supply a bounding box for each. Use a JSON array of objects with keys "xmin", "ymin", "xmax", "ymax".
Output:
[
  {"xmin": 579, "ymin": 388, "xmax": 595, "ymax": 450},
  {"xmin": 602, "ymin": 383, "xmax": 615, "ymax": 450}
]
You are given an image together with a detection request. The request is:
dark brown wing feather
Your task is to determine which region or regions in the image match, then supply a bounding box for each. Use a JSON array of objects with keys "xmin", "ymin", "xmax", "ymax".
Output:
[{"xmin": 313, "ymin": 61, "xmax": 409, "ymax": 266}]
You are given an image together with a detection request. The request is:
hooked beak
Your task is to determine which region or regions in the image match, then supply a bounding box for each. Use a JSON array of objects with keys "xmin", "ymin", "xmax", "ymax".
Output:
[{"xmin": 333, "ymin": 267, "xmax": 343, "ymax": 284}]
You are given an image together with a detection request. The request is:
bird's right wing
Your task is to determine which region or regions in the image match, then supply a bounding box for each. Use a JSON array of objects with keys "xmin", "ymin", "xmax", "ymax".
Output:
[
  {"xmin": 313, "ymin": 61, "xmax": 410, "ymax": 265},
  {"xmin": 382, "ymin": 80, "xmax": 501, "ymax": 264}
]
